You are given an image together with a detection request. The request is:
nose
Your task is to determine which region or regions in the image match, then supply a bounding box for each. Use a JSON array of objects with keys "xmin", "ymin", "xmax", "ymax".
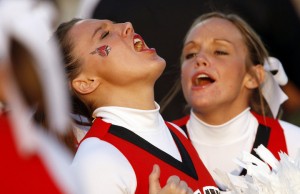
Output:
[
  {"xmin": 121, "ymin": 22, "xmax": 134, "ymax": 37},
  {"xmin": 194, "ymin": 53, "xmax": 209, "ymax": 68}
]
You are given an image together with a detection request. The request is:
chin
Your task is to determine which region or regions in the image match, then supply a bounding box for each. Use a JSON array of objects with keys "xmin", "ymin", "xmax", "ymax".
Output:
[
  {"xmin": 190, "ymin": 99, "xmax": 212, "ymax": 110},
  {"xmin": 158, "ymin": 55, "xmax": 166, "ymax": 65},
  {"xmin": 142, "ymin": 56, "xmax": 165, "ymax": 81},
  {"xmin": 152, "ymin": 56, "xmax": 166, "ymax": 71},
  {"xmin": 159, "ymin": 58, "xmax": 166, "ymax": 69},
  {"xmin": 158, "ymin": 60, "xmax": 166, "ymax": 75}
]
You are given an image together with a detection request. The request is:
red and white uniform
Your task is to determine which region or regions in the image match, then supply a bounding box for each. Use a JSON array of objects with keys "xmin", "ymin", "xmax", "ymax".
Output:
[
  {"xmin": 173, "ymin": 108, "xmax": 300, "ymax": 190},
  {"xmin": 0, "ymin": 1, "xmax": 82, "ymax": 193},
  {"xmin": 71, "ymin": 103, "xmax": 219, "ymax": 194},
  {"xmin": 0, "ymin": 113, "xmax": 80, "ymax": 194}
]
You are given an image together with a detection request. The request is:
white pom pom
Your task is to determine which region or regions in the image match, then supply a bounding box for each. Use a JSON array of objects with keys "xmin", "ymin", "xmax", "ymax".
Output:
[{"xmin": 216, "ymin": 144, "xmax": 300, "ymax": 194}]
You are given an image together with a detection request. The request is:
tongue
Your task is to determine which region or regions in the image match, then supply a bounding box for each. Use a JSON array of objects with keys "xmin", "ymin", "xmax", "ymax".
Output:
[{"xmin": 196, "ymin": 78, "xmax": 212, "ymax": 86}]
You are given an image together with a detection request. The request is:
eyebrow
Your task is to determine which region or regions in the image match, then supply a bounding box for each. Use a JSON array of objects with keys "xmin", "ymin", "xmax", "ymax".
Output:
[
  {"xmin": 183, "ymin": 39, "xmax": 233, "ymax": 48},
  {"xmin": 214, "ymin": 39, "xmax": 233, "ymax": 45},
  {"xmin": 91, "ymin": 26, "xmax": 103, "ymax": 40},
  {"xmin": 91, "ymin": 21, "xmax": 117, "ymax": 40},
  {"xmin": 183, "ymin": 41, "xmax": 195, "ymax": 48},
  {"xmin": 183, "ymin": 41, "xmax": 195, "ymax": 46}
]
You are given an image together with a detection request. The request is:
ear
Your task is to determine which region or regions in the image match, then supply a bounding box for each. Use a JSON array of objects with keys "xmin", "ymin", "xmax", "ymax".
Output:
[
  {"xmin": 244, "ymin": 65, "xmax": 265, "ymax": 89},
  {"xmin": 72, "ymin": 75, "xmax": 100, "ymax": 95}
]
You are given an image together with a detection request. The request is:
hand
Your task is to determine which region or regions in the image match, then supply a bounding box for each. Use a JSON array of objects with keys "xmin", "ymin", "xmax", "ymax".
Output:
[{"xmin": 149, "ymin": 164, "xmax": 193, "ymax": 194}]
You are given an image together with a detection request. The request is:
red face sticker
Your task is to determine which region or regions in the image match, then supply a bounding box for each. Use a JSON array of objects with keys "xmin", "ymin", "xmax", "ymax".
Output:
[{"xmin": 90, "ymin": 45, "xmax": 111, "ymax": 57}]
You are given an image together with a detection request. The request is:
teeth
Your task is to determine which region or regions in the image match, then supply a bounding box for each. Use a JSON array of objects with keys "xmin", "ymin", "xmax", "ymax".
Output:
[
  {"xmin": 134, "ymin": 38, "xmax": 142, "ymax": 44},
  {"xmin": 135, "ymin": 41, "xmax": 143, "ymax": 48},
  {"xmin": 134, "ymin": 38, "xmax": 143, "ymax": 52},
  {"xmin": 194, "ymin": 74, "xmax": 212, "ymax": 86},
  {"xmin": 197, "ymin": 74, "xmax": 209, "ymax": 78}
]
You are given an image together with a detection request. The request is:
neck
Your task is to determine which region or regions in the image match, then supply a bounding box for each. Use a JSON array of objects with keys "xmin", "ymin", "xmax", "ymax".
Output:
[
  {"xmin": 189, "ymin": 108, "xmax": 253, "ymax": 144},
  {"xmin": 192, "ymin": 105, "xmax": 250, "ymax": 125},
  {"xmin": 93, "ymin": 102, "xmax": 162, "ymax": 130},
  {"xmin": 191, "ymin": 88, "xmax": 251, "ymax": 125},
  {"xmin": 93, "ymin": 84, "xmax": 156, "ymax": 110}
]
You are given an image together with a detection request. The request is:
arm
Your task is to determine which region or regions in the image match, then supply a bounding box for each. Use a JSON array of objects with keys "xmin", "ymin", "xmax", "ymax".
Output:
[{"xmin": 279, "ymin": 120, "xmax": 300, "ymax": 158}]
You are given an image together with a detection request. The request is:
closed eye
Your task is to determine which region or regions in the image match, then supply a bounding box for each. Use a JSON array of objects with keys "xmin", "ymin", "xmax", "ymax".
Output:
[
  {"xmin": 215, "ymin": 50, "xmax": 228, "ymax": 55},
  {"xmin": 185, "ymin": 53, "xmax": 197, "ymax": 60},
  {"xmin": 101, "ymin": 31, "xmax": 109, "ymax": 39}
]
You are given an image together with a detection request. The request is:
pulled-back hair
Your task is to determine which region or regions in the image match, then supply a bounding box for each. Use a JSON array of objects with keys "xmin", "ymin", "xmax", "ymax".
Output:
[{"xmin": 52, "ymin": 18, "xmax": 93, "ymax": 125}]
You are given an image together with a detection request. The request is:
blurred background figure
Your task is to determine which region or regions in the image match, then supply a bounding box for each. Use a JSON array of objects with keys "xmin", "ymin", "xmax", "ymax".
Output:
[
  {"xmin": 75, "ymin": 0, "xmax": 300, "ymax": 126},
  {"xmin": 0, "ymin": 1, "xmax": 82, "ymax": 193}
]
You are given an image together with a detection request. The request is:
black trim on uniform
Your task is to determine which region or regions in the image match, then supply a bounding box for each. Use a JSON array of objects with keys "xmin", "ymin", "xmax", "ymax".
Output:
[
  {"xmin": 240, "ymin": 124, "xmax": 271, "ymax": 176},
  {"xmin": 169, "ymin": 130, "xmax": 198, "ymax": 179},
  {"xmin": 180, "ymin": 125, "xmax": 188, "ymax": 136},
  {"xmin": 109, "ymin": 125, "xmax": 198, "ymax": 179}
]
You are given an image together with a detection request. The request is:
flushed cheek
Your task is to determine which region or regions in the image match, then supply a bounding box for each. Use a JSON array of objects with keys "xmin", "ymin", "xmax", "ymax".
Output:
[
  {"xmin": 181, "ymin": 74, "xmax": 192, "ymax": 93},
  {"xmin": 181, "ymin": 66, "xmax": 192, "ymax": 82}
]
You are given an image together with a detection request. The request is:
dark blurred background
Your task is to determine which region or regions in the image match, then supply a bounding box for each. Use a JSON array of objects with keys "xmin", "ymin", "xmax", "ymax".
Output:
[{"xmin": 72, "ymin": 0, "xmax": 300, "ymax": 126}]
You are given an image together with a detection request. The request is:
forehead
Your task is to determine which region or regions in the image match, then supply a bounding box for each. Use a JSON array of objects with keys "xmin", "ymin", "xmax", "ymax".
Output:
[
  {"xmin": 186, "ymin": 17, "xmax": 244, "ymax": 44},
  {"xmin": 69, "ymin": 19, "xmax": 111, "ymax": 39},
  {"xmin": 68, "ymin": 19, "xmax": 113, "ymax": 56}
]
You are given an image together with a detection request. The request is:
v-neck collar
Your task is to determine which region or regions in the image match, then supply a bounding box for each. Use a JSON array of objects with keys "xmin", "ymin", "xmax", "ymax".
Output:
[{"xmin": 108, "ymin": 124, "xmax": 198, "ymax": 179}]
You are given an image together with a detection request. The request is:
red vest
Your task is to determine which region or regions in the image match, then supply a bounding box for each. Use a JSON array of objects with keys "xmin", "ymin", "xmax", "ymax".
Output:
[
  {"xmin": 80, "ymin": 118, "xmax": 219, "ymax": 194},
  {"xmin": 251, "ymin": 112, "xmax": 288, "ymax": 158},
  {"xmin": 0, "ymin": 114, "xmax": 63, "ymax": 194},
  {"xmin": 173, "ymin": 112, "xmax": 288, "ymax": 160}
]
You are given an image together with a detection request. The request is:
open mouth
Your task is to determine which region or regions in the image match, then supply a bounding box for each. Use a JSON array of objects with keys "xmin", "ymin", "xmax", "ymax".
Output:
[
  {"xmin": 192, "ymin": 73, "xmax": 215, "ymax": 87},
  {"xmin": 133, "ymin": 34, "xmax": 147, "ymax": 52}
]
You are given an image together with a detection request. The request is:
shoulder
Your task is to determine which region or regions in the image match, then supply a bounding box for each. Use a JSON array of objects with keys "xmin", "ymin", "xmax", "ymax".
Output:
[
  {"xmin": 71, "ymin": 137, "xmax": 137, "ymax": 194},
  {"xmin": 279, "ymin": 120, "xmax": 300, "ymax": 158},
  {"xmin": 72, "ymin": 137, "xmax": 134, "ymax": 170},
  {"xmin": 172, "ymin": 115, "xmax": 190, "ymax": 127},
  {"xmin": 278, "ymin": 120, "xmax": 300, "ymax": 137},
  {"xmin": 279, "ymin": 120, "xmax": 300, "ymax": 130}
]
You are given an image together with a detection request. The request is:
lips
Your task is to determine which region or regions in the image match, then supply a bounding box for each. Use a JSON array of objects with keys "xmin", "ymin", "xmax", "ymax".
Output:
[
  {"xmin": 133, "ymin": 34, "xmax": 155, "ymax": 52},
  {"xmin": 192, "ymin": 73, "xmax": 215, "ymax": 87}
]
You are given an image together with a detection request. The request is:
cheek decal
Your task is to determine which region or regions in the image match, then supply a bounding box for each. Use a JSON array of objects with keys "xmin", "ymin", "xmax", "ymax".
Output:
[{"xmin": 90, "ymin": 45, "xmax": 111, "ymax": 57}]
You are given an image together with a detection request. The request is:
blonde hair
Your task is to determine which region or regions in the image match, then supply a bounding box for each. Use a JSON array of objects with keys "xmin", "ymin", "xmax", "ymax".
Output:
[{"xmin": 161, "ymin": 12, "xmax": 274, "ymax": 117}]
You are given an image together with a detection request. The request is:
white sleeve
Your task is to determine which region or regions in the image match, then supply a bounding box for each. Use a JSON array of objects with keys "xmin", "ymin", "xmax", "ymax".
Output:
[
  {"xmin": 279, "ymin": 120, "xmax": 300, "ymax": 158},
  {"xmin": 70, "ymin": 137, "xmax": 137, "ymax": 194}
]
